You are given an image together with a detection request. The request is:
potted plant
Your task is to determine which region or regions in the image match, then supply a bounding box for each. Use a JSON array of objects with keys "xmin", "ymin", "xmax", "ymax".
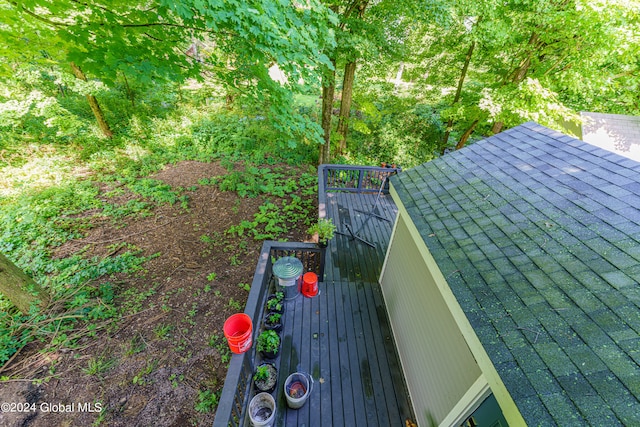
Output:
[
  {"xmin": 257, "ymin": 330, "xmax": 280, "ymax": 359},
  {"xmin": 307, "ymin": 218, "xmax": 336, "ymax": 247},
  {"xmin": 266, "ymin": 292, "xmax": 284, "ymax": 314},
  {"xmin": 254, "ymin": 363, "xmax": 278, "ymax": 393},
  {"xmin": 264, "ymin": 311, "xmax": 282, "ymax": 332}
]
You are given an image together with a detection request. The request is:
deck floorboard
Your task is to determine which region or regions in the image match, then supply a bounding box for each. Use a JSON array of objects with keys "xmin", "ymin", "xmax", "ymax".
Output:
[{"xmin": 273, "ymin": 190, "xmax": 414, "ymax": 426}]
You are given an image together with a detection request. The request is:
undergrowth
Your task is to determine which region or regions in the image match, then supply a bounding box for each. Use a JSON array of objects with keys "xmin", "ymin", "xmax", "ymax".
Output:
[
  {"xmin": 199, "ymin": 164, "xmax": 317, "ymax": 241},
  {"xmin": 0, "ymin": 86, "xmax": 320, "ymax": 378}
]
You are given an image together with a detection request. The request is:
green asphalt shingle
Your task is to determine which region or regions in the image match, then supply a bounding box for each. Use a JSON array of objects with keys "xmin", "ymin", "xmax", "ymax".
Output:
[{"xmin": 391, "ymin": 122, "xmax": 640, "ymax": 426}]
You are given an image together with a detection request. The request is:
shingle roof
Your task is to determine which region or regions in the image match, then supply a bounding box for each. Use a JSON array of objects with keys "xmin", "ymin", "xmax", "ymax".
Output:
[{"xmin": 390, "ymin": 122, "xmax": 640, "ymax": 426}]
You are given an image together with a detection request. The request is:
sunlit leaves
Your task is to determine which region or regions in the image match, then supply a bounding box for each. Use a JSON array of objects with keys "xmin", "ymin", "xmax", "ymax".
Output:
[{"xmin": 1, "ymin": 0, "xmax": 337, "ymax": 146}]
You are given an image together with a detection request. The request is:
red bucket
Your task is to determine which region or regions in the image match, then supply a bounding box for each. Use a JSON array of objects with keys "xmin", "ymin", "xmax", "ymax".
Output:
[
  {"xmin": 223, "ymin": 313, "xmax": 253, "ymax": 354},
  {"xmin": 302, "ymin": 272, "xmax": 318, "ymax": 298}
]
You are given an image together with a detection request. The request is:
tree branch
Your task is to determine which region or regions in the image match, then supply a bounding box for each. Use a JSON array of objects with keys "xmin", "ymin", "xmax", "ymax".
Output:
[
  {"xmin": 8, "ymin": 0, "xmax": 70, "ymax": 28},
  {"xmin": 69, "ymin": 0, "xmax": 116, "ymax": 17}
]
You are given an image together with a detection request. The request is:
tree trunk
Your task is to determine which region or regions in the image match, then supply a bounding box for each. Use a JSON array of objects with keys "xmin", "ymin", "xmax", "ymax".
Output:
[
  {"xmin": 442, "ymin": 41, "xmax": 476, "ymax": 152},
  {"xmin": 0, "ymin": 252, "xmax": 50, "ymax": 314},
  {"xmin": 70, "ymin": 62, "xmax": 114, "ymax": 139},
  {"xmin": 122, "ymin": 73, "xmax": 135, "ymax": 107},
  {"xmin": 319, "ymin": 62, "xmax": 336, "ymax": 165},
  {"xmin": 456, "ymin": 119, "xmax": 479, "ymax": 150},
  {"xmin": 336, "ymin": 60, "xmax": 357, "ymax": 155},
  {"xmin": 491, "ymin": 32, "xmax": 538, "ymax": 135},
  {"xmin": 491, "ymin": 121, "xmax": 504, "ymax": 134}
]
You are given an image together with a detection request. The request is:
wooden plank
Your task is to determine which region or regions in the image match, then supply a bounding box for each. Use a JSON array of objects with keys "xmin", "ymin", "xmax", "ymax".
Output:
[
  {"xmin": 360, "ymin": 281, "xmax": 400, "ymax": 425},
  {"xmin": 308, "ymin": 288, "xmax": 322, "ymax": 427},
  {"xmin": 359, "ymin": 281, "xmax": 393, "ymax": 425},
  {"xmin": 318, "ymin": 282, "xmax": 333, "ymax": 426},
  {"xmin": 297, "ymin": 290, "xmax": 313, "ymax": 424},
  {"xmin": 339, "ymin": 284, "xmax": 367, "ymax": 420},
  {"xmin": 370, "ymin": 281, "xmax": 415, "ymax": 423},
  {"xmin": 347, "ymin": 193, "xmax": 383, "ymax": 282},
  {"xmin": 279, "ymin": 294, "xmax": 295, "ymax": 427},
  {"xmin": 326, "ymin": 280, "xmax": 344, "ymax": 426},
  {"xmin": 288, "ymin": 295, "xmax": 309, "ymax": 427},
  {"xmin": 348, "ymin": 282, "xmax": 381, "ymax": 423},
  {"xmin": 279, "ymin": 282, "xmax": 415, "ymax": 426},
  {"xmin": 332, "ymin": 284, "xmax": 362, "ymax": 425}
]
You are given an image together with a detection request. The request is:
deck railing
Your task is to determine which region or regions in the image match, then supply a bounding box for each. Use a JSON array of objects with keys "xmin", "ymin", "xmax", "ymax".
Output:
[
  {"xmin": 213, "ymin": 241, "xmax": 324, "ymax": 427},
  {"xmin": 214, "ymin": 164, "xmax": 400, "ymax": 426},
  {"xmin": 318, "ymin": 164, "xmax": 401, "ymax": 218}
]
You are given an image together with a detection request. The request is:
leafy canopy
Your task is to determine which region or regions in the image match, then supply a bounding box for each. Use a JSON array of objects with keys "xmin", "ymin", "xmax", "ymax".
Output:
[{"xmin": 1, "ymin": 0, "xmax": 337, "ymax": 145}]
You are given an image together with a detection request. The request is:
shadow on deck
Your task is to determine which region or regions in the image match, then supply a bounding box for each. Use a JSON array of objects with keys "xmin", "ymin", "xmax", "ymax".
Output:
[{"xmin": 213, "ymin": 165, "xmax": 414, "ymax": 427}]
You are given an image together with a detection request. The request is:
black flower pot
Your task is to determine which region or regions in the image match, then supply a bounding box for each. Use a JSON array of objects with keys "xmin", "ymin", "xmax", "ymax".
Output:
[
  {"xmin": 260, "ymin": 347, "xmax": 280, "ymax": 360},
  {"xmin": 266, "ymin": 295, "xmax": 284, "ymax": 314},
  {"xmin": 257, "ymin": 330, "xmax": 281, "ymax": 360},
  {"xmin": 254, "ymin": 363, "xmax": 278, "ymax": 393},
  {"xmin": 264, "ymin": 311, "xmax": 282, "ymax": 332}
]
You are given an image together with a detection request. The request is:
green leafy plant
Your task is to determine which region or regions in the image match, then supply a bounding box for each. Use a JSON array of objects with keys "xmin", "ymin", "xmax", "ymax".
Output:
[
  {"xmin": 209, "ymin": 333, "xmax": 231, "ymax": 365},
  {"xmin": 124, "ymin": 334, "xmax": 146, "ymax": 356},
  {"xmin": 154, "ymin": 324, "xmax": 173, "ymax": 339},
  {"xmin": 254, "ymin": 364, "xmax": 270, "ymax": 382},
  {"xmin": 228, "ymin": 298, "xmax": 242, "ymax": 311},
  {"xmin": 132, "ymin": 360, "xmax": 157, "ymax": 386},
  {"xmin": 267, "ymin": 312, "xmax": 281, "ymax": 324},
  {"xmin": 266, "ymin": 298, "xmax": 282, "ymax": 312},
  {"xmin": 83, "ymin": 356, "xmax": 116, "ymax": 377},
  {"xmin": 195, "ymin": 390, "xmax": 219, "ymax": 413},
  {"xmin": 307, "ymin": 218, "xmax": 336, "ymax": 245},
  {"xmin": 257, "ymin": 330, "xmax": 280, "ymax": 354}
]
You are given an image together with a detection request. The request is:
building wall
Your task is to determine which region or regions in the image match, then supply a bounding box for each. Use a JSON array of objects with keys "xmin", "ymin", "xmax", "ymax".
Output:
[
  {"xmin": 380, "ymin": 212, "xmax": 482, "ymax": 426},
  {"xmin": 581, "ymin": 112, "xmax": 640, "ymax": 161}
]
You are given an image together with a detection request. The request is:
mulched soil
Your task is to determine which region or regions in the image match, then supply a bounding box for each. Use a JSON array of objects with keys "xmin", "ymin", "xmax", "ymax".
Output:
[{"xmin": 0, "ymin": 160, "xmax": 316, "ymax": 427}]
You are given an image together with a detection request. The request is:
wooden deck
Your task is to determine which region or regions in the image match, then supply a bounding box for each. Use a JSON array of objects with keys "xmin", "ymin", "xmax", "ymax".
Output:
[
  {"xmin": 213, "ymin": 165, "xmax": 413, "ymax": 427},
  {"xmin": 275, "ymin": 167, "xmax": 413, "ymax": 426},
  {"xmin": 324, "ymin": 191, "xmax": 398, "ymax": 283},
  {"xmin": 276, "ymin": 279, "xmax": 413, "ymax": 426}
]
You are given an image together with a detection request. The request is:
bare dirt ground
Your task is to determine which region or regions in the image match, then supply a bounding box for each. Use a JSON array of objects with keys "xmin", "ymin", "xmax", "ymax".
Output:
[{"xmin": 0, "ymin": 160, "xmax": 315, "ymax": 427}]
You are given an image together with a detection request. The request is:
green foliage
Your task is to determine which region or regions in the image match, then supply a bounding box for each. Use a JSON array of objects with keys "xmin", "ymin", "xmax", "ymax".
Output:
[
  {"xmin": 347, "ymin": 94, "xmax": 445, "ymax": 167},
  {"xmin": 266, "ymin": 312, "xmax": 281, "ymax": 324},
  {"xmin": 227, "ymin": 298, "xmax": 242, "ymax": 311},
  {"xmin": 222, "ymin": 168, "xmax": 316, "ymax": 241},
  {"xmin": 208, "ymin": 333, "xmax": 231, "ymax": 365},
  {"xmin": 256, "ymin": 330, "xmax": 280, "ymax": 353},
  {"xmin": 266, "ymin": 298, "xmax": 283, "ymax": 313},
  {"xmin": 254, "ymin": 364, "xmax": 271, "ymax": 382},
  {"xmin": 0, "ymin": 172, "xmax": 154, "ymax": 365},
  {"xmin": 209, "ymin": 165, "xmax": 300, "ymax": 198},
  {"xmin": 132, "ymin": 360, "xmax": 158, "ymax": 386},
  {"xmin": 194, "ymin": 390, "xmax": 219, "ymax": 413},
  {"xmin": 154, "ymin": 324, "xmax": 173, "ymax": 340},
  {"xmin": 83, "ymin": 356, "xmax": 117, "ymax": 377},
  {"xmin": 125, "ymin": 178, "xmax": 181, "ymax": 205},
  {"xmin": 403, "ymin": 0, "xmax": 640, "ymax": 145},
  {"xmin": 307, "ymin": 218, "xmax": 336, "ymax": 244},
  {"xmin": 1, "ymin": 0, "xmax": 337, "ymax": 147}
]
